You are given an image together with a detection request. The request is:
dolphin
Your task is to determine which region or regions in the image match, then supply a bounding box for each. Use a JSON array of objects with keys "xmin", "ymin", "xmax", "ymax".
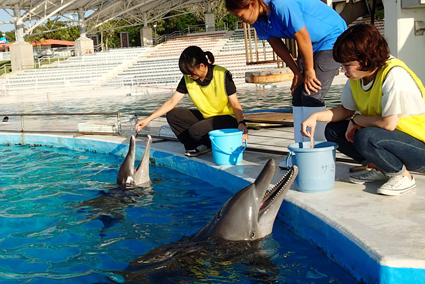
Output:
[
  {"xmin": 117, "ymin": 135, "xmax": 152, "ymax": 187},
  {"xmin": 113, "ymin": 159, "xmax": 298, "ymax": 283},
  {"xmin": 195, "ymin": 159, "xmax": 298, "ymax": 241}
]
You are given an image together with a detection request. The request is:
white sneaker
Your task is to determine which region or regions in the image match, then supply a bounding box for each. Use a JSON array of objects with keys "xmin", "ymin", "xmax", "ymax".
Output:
[
  {"xmin": 349, "ymin": 169, "xmax": 389, "ymax": 184},
  {"xmin": 377, "ymin": 176, "xmax": 416, "ymax": 196}
]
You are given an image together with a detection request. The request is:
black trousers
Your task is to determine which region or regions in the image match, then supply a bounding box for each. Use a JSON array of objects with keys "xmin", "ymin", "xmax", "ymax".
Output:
[{"xmin": 166, "ymin": 108, "xmax": 238, "ymax": 150}]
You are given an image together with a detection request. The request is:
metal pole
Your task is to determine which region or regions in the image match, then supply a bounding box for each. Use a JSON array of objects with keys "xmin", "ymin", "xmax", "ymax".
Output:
[{"xmin": 20, "ymin": 115, "xmax": 24, "ymax": 132}]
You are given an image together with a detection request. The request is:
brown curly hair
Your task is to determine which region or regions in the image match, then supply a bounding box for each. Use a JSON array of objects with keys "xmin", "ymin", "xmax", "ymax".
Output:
[{"xmin": 333, "ymin": 24, "xmax": 390, "ymax": 71}]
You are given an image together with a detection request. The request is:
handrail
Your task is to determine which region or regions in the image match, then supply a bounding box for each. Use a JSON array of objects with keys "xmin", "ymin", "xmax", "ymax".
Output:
[
  {"xmin": 0, "ymin": 63, "xmax": 11, "ymax": 75},
  {"xmin": 154, "ymin": 24, "xmax": 229, "ymax": 45},
  {"xmin": 0, "ymin": 112, "xmax": 122, "ymax": 135}
]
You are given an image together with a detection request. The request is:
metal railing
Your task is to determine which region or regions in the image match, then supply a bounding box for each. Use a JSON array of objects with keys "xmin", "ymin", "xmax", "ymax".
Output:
[
  {"xmin": 0, "ymin": 112, "xmax": 122, "ymax": 135},
  {"xmin": 153, "ymin": 24, "xmax": 229, "ymax": 45}
]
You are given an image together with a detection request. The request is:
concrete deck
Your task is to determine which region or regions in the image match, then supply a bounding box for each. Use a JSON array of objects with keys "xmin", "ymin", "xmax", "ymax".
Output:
[{"xmin": 1, "ymin": 130, "xmax": 424, "ymax": 284}]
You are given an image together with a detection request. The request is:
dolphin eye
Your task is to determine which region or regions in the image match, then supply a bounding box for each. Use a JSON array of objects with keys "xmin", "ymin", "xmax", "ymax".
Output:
[{"xmin": 250, "ymin": 232, "xmax": 255, "ymax": 239}]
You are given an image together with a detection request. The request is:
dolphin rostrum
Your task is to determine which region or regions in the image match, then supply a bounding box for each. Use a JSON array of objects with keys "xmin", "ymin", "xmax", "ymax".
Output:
[
  {"xmin": 195, "ymin": 159, "xmax": 298, "ymax": 241},
  {"xmin": 117, "ymin": 135, "xmax": 152, "ymax": 187}
]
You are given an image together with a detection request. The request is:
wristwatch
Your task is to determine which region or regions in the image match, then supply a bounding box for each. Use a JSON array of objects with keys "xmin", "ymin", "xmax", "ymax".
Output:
[
  {"xmin": 238, "ymin": 120, "xmax": 246, "ymax": 126},
  {"xmin": 350, "ymin": 114, "xmax": 358, "ymax": 126}
]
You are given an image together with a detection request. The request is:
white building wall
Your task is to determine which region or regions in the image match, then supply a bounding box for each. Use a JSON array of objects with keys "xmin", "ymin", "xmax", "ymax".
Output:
[{"xmin": 385, "ymin": 0, "xmax": 425, "ymax": 81}]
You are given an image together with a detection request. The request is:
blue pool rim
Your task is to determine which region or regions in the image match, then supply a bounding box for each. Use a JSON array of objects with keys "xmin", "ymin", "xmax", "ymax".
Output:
[{"xmin": 1, "ymin": 132, "xmax": 424, "ymax": 284}]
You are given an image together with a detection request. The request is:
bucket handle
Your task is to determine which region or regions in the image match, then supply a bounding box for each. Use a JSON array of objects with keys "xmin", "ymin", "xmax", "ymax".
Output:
[
  {"xmin": 210, "ymin": 136, "xmax": 247, "ymax": 155},
  {"xmin": 285, "ymin": 150, "xmax": 295, "ymax": 168}
]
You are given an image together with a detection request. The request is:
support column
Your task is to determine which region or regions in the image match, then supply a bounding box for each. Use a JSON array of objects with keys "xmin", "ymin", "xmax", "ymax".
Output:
[
  {"xmin": 10, "ymin": 4, "xmax": 34, "ymax": 72},
  {"xmin": 140, "ymin": 27, "xmax": 153, "ymax": 46},
  {"xmin": 74, "ymin": 8, "xmax": 94, "ymax": 56},
  {"xmin": 140, "ymin": 13, "xmax": 153, "ymax": 46},
  {"xmin": 205, "ymin": 13, "xmax": 216, "ymax": 32},
  {"xmin": 385, "ymin": 0, "xmax": 425, "ymax": 81}
]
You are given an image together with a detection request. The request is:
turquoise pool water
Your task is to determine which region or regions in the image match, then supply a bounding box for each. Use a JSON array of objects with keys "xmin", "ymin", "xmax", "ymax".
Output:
[
  {"xmin": 0, "ymin": 144, "xmax": 358, "ymax": 283},
  {"xmin": 0, "ymin": 85, "xmax": 343, "ymax": 116}
]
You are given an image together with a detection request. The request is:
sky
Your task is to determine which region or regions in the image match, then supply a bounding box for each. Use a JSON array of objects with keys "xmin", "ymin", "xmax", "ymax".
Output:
[{"xmin": 0, "ymin": 10, "xmax": 14, "ymax": 33}]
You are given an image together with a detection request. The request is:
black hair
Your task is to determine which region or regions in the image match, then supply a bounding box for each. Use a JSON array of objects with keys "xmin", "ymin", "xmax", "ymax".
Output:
[{"xmin": 178, "ymin": 46, "xmax": 215, "ymax": 75}]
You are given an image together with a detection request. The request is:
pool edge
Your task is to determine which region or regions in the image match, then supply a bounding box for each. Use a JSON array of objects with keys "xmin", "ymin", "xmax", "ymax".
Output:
[{"xmin": 1, "ymin": 132, "xmax": 424, "ymax": 284}]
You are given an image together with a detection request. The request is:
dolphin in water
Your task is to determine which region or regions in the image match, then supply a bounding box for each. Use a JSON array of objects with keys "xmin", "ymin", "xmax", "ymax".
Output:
[
  {"xmin": 112, "ymin": 159, "xmax": 298, "ymax": 283},
  {"xmin": 195, "ymin": 158, "xmax": 298, "ymax": 241},
  {"xmin": 117, "ymin": 135, "xmax": 152, "ymax": 187},
  {"xmin": 77, "ymin": 135, "xmax": 153, "ymax": 233}
]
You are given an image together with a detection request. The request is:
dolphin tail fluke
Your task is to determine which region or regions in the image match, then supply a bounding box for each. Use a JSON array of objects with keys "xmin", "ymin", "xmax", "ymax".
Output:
[{"xmin": 134, "ymin": 135, "xmax": 152, "ymax": 185}]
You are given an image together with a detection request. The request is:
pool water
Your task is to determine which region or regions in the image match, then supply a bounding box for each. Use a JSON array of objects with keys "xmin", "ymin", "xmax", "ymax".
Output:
[
  {"xmin": 0, "ymin": 85, "xmax": 344, "ymax": 116},
  {"xmin": 0, "ymin": 144, "xmax": 358, "ymax": 283}
]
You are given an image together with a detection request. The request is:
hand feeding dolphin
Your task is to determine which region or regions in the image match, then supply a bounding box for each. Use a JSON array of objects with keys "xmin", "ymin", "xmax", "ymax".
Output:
[
  {"xmin": 117, "ymin": 135, "xmax": 152, "ymax": 187},
  {"xmin": 195, "ymin": 158, "xmax": 298, "ymax": 241}
]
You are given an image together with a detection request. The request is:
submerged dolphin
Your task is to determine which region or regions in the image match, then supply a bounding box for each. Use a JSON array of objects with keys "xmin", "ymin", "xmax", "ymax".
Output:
[
  {"xmin": 111, "ymin": 159, "xmax": 298, "ymax": 283},
  {"xmin": 195, "ymin": 159, "xmax": 298, "ymax": 241},
  {"xmin": 117, "ymin": 135, "xmax": 152, "ymax": 187}
]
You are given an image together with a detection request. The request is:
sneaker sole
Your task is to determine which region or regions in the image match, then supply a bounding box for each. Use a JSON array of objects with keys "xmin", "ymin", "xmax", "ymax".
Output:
[
  {"xmin": 185, "ymin": 148, "xmax": 211, "ymax": 157},
  {"xmin": 348, "ymin": 177, "xmax": 389, "ymax": 184},
  {"xmin": 377, "ymin": 184, "xmax": 416, "ymax": 196}
]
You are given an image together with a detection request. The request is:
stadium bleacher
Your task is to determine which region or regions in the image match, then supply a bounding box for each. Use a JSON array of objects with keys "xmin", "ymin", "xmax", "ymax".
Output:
[{"xmin": 0, "ymin": 29, "xmax": 287, "ymax": 96}]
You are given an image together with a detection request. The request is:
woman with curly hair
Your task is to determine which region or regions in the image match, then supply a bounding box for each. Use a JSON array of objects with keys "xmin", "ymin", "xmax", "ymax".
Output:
[{"xmin": 301, "ymin": 24, "xmax": 425, "ymax": 196}]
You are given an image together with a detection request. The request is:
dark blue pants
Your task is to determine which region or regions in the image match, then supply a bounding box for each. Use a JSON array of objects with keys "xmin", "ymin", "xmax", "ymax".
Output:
[{"xmin": 325, "ymin": 120, "xmax": 425, "ymax": 175}]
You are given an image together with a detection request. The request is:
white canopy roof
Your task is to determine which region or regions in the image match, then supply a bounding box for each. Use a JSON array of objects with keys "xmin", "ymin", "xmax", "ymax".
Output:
[{"xmin": 0, "ymin": 0, "xmax": 210, "ymax": 36}]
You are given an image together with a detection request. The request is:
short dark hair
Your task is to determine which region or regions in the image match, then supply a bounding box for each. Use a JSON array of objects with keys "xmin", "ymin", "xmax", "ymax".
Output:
[
  {"xmin": 333, "ymin": 24, "xmax": 390, "ymax": 71},
  {"xmin": 178, "ymin": 46, "xmax": 214, "ymax": 75}
]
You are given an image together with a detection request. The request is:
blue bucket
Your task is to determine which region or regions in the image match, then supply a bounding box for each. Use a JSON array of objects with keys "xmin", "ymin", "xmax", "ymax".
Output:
[
  {"xmin": 209, "ymin": 129, "xmax": 247, "ymax": 166},
  {"xmin": 286, "ymin": 141, "xmax": 338, "ymax": 193}
]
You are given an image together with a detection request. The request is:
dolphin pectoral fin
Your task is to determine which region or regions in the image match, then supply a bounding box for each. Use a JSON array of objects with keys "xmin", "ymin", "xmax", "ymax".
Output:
[
  {"xmin": 117, "ymin": 136, "xmax": 136, "ymax": 185},
  {"xmin": 134, "ymin": 135, "xmax": 152, "ymax": 185}
]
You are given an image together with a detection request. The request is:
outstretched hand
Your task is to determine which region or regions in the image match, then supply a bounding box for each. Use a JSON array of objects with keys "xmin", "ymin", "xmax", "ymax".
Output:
[
  {"xmin": 135, "ymin": 118, "xmax": 151, "ymax": 133},
  {"xmin": 301, "ymin": 115, "xmax": 317, "ymax": 139}
]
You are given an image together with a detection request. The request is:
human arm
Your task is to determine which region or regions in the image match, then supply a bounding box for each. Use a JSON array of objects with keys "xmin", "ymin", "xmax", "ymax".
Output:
[
  {"xmin": 228, "ymin": 93, "xmax": 248, "ymax": 142},
  {"xmin": 267, "ymin": 37, "xmax": 303, "ymax": 94},
  {"xmin": 301, "ymin": 105, "xmax": 354, "ymax": 138},
  {"xmin": 293, "ymin": 26, "xmax": 321, "ymax": 95},
  {"xmin": 135, "ymin": 91, "xmax": 185, "ymax": 132}
]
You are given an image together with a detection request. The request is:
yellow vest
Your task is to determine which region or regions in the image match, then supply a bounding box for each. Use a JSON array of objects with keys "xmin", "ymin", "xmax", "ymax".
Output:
[
  {"xmin": 350, "ymin": 58, "xmax": 425, "ymax": 142},
  {"xmin": 184, "ymin": 65, "xmax": 235, "ymax": 119}
]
